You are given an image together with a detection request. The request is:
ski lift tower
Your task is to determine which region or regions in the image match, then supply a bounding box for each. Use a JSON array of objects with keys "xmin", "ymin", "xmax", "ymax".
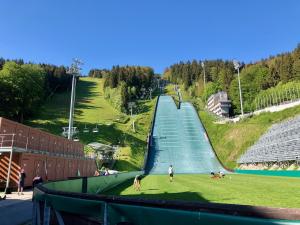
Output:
[
  {"xmin": 66, "ymin": 58, "xmax": 83, "ymax": 140},
  {"xmin": 128, "ymin": 102, "xmax": 136, "ymax": 132}
]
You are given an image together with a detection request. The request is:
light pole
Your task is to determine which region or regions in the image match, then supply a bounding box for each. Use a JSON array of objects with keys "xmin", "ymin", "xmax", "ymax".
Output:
[
  {"xmin": 67, "ymin": 58, "xmax": 83, "ymax": 140},
  {"xmin": 201, "ymin": 61, "xmax": 206, "ymax": 89},
  {"xmin": 233, "ymin": 60, "xmax": 244, "ymax": 116}
]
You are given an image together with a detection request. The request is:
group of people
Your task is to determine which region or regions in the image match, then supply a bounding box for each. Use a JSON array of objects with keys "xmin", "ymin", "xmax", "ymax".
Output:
[
  {"xmin": 18, "ymin": 168, "xmax": 43, "ymax": 195},
  {"xmin": 0, "ymin": 168, "xmax": 43, "ymax": 200},
  {"xmin": 133, "ymin": 165, "xmax": 174, "ymax": 191},
  {"xmin": 11, "ymin": 166, "xmax": 225, "ymax": 196},
  {"xmin": 94, "ymin": 168, "xmax": 110, "ymax": 176}
]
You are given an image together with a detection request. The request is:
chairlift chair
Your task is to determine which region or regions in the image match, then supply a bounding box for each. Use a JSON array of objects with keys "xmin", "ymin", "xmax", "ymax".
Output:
[
  {"xmin": 62, "ymin": 127, "xmax": 69, "ymax": 137},
  {"xmin": 93, "ymin": 124, "xmax": 99, "ymax": 133},
  {"xmin": 83, "ymin": 124, "xmax": 89, "ymax": 133},
  {"xmin": 62, "ymin": 127, "xmax": 79, "ymax": 137},
  {"xmin": 73, "ymin": 137, "xmax": 80, "ymax": 142}
]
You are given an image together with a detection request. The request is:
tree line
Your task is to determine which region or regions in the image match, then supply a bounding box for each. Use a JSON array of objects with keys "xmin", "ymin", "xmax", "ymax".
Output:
[
  {"xmin": 0, "ymin": 58, "xmax": 72, "ymax": 122},
  {"xmin": 164, "ymin": 44, "xmax": 300, "ymax": 114},
  {"xmin": 89, "ymin": 65, "xmax": 154, "ymax": 112}
]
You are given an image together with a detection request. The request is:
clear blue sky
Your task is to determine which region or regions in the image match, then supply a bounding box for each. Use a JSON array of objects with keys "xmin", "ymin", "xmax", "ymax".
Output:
[{"xmin": 0, "ymin": 0, "xmax": 300, "ymax": 74}]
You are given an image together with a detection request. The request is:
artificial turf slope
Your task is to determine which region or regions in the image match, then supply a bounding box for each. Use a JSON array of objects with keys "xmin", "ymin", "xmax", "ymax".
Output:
[{"xmin": 105, "ymin": 174, "xmax": 300, "ymax": 208}]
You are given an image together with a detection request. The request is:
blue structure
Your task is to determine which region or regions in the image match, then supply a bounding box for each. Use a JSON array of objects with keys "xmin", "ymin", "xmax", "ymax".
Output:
[{"xmin": 146, "ymin": 95, "xmax": 225, "ymax": 174}]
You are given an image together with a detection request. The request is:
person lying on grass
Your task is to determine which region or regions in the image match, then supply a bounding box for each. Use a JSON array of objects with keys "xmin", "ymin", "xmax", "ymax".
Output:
[
  {"xmin": 133, "ymin": 175, "xmax": 141, "ymax": 191},
  {"xmin": 210, "ymin": 171, "xmax": 225, "ymax": 179}
]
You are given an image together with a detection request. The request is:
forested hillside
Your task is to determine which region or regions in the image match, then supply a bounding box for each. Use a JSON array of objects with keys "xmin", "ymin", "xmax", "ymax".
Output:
[
  {"xmin": 89, "ymin": 65, "xmax": 155, "ymax": 112},
  {"xmin": 164, "ymin": 44, "xmax": 300, "ymax": 114},
  {"xmin": 0, "ymin": 58, "xmax": 72, "ymax": 122}
]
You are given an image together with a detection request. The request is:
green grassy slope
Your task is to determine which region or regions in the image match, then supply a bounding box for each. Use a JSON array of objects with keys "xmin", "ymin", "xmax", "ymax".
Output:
[
  {"xmin": 26, "ymin": 77, "xmax": 156, "ymax": 170},
  {"xmin": 200, "ymin": 107, "xmax": 300, "ymax": 168},
  {"xmin": 165, "ymin": 84, "xmax": 300, "ymax": 169},
  {"xmin": 105, "ymin": 174, "xmax": 300, "ymax": 208}
]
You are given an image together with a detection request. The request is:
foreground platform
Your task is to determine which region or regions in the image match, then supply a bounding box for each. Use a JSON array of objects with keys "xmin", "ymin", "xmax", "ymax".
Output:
[{"xmin": 0, "ymin": 190, "xmax": 33, "ymax": 225}]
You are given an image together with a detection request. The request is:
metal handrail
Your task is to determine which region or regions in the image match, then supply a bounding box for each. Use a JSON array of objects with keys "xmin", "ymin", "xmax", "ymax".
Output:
[{"xmin": 34, "ymin": 181, "xmax": 300, "ymax": 221}]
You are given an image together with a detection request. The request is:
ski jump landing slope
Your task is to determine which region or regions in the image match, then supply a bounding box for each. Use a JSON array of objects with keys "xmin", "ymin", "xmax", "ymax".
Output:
[{"xmin": 145, "ymin": 95, "xmax": 225, "ymax": 174}]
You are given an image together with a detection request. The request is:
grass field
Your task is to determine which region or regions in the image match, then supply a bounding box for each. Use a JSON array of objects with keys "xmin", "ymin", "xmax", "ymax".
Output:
[
  {"xmin": 26, "ymin": 77, "xmax": 157, "ymax": 170},
  {"xmin": 105, "ymin": 174, "xmax": 300, "ymax": 208}
]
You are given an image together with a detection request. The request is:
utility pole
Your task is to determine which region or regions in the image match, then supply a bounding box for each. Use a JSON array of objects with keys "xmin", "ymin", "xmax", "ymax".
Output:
[
  {"xmin": 201, "ymin": 61, "xmax": 206, "ymax": 89},
  {"xmin": 233, "ymin": 60, "xmax": 244, "ymax": 116},
  {"xmin": 128, "ymin": 102, "xmax": 136, "ymax": 132},
  {"xmin": 67, "ymin": 58, "xmax": 83, "ymax": 140}
]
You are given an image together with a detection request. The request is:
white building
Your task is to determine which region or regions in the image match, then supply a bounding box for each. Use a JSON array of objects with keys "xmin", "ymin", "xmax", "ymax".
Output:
[{"xmin": 207, "ymin": 91, "xmax": 231, "ymax": 117}]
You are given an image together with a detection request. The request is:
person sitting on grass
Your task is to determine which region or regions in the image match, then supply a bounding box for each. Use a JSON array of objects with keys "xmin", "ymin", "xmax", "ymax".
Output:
[
  {"xmin": 219, "ymin": 171, "xmax": 225, "ymax": 178},
  {"xmin": 210, "ymin": 171, "xmax": 220, "ymax": 179},
  {"xmin": 104, "ymin": 168, "xmax": 110, "ymax": 176},
  {"xmin": 133, "ymin": 175, "xmax": 141, "ymax": 191},
  {"xmin": 94, "ymin": 170, "xmax": 100, "ymax": 176}
]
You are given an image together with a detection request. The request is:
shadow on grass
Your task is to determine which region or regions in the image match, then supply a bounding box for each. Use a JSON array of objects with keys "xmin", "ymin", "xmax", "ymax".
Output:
[
  {"xmin": 104, "ymin": 178, "xmax": 209, "ymax": 203},
  {"xmin": 26, "ymin": 119, "xmax": 146, "ymax": 149},
  {"xmin": 27, "ymin": 78, "xmax": 100, "ymax": 124},
  {"xmin": 135, "ymin": 101, "xmax": 151, "ymax": 114},
  {"xmin": 25, "ymin": 118, "xmax": 147, "ymax": 170},
  {"xmin": 25, "ymin": 78, "xmax": 155, "ymax": 171},
  {"xmin": 114, "ymin": 160, "xmax": 140, "ymax": 171}
]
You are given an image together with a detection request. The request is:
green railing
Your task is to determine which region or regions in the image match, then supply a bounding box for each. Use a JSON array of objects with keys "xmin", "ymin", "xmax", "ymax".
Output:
[
  {"xmin": 235, "ymin": 170, "xmax": 300, "ymax": 177},
  {"xmin": 33, "ymin": 172, "xmax": 300, "ymax": 225}
]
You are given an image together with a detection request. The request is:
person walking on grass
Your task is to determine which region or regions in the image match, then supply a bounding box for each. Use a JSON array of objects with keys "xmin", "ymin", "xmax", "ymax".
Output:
[
  {"xmin": 168, "ymin": 165, "xmax": 174, "ymax": 182},
  {"xmin": 133, "ymin": 175, "xmax": 141, "ymax": 191},
  {"xmin": 18, "ymin": 168, "xmax": 26, "ymax": 195}
]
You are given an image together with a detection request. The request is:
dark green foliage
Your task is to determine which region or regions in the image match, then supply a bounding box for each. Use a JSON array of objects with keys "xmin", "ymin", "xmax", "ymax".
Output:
[
  {"xmin": 165, "ymin": 43, "xmax": 300, "ymax": 115},
  {"xmin": 166, "ymin": 60, "xmax": 236, "ymax": 92},
  {"xmin": 103, "ymin": 65, "xmax": 154, "ymax": 90},
  {"xmin": 0, "ymin": 62, "xmax": 45, "ymax": 122},
  {"xmin": 41, "ymin": 64, "xmax": 72, "ymax": 94},
  {"xmin": 0, "ymin": 58, "xmax": 5, "ymax": 70},
  {"xmin": 292, "ymin": 44, "xmax": 300, "ymax": 80},
  {"xmin": 229, "ymin": 65, "xmax": 269, "ymax": 113},
  {"xmin": 0, "ymin": 58, "xmax": 72, "ymax": 122},
  {"xmin": 101, "ymin": 65, "xmax": 154, "ymax": 113},
  {"xmin": 88, "ymin": 68, "xmax": 110, "ymax": 78},
  {"xmin": 202, "ymin": 82, "xmax": 221, "ymax": 101}
]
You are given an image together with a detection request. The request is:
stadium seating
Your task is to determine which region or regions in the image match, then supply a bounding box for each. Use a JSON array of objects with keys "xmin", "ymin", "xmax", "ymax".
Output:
[
  {"xmin": 145, "ymin": 96, "xmax": 225, "ymax": 174},
  {"xmin": 238, "ymin": 115, "xmax": 300, "ymax": 165}
]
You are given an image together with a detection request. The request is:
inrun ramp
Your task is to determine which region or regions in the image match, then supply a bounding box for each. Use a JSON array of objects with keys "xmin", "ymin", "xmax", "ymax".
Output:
[{"xmin": 146, "ymin": 95, "xmax": 225, "ymax": 174}]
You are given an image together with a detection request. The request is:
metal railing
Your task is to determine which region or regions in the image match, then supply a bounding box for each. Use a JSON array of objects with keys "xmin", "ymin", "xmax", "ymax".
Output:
[
  {"xmin": 0, "ymin": 134, "xmax": 17, "ymax": 149},
  {"xmin": 32, "ymin": 176, "xmax": 300, "ymax": 225},
  {"xmin": 0, "ymin": 133, "xmax": 87, "ymax": 159}
]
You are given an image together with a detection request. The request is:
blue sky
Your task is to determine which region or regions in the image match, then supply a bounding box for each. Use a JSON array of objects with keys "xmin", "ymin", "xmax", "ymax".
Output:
[{"xmin": 0, "ymin": 0, "xmax": 299, "ymax": 74}]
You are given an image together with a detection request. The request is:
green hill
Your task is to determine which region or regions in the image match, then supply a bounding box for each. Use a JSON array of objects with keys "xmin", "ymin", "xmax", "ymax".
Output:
[
  {"xmin": 26, "ymin": 77, "xmax": 157, "ymax": 171},
  {"xmin": 200, "ymin": 106, "xmax": 300, "ymax": 168}
]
